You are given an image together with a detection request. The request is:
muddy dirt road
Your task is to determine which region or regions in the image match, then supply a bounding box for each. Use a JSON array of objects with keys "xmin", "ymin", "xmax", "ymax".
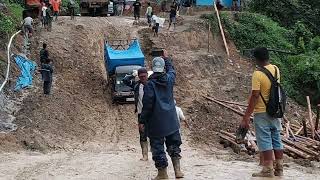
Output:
[{"xmin": 1, "ymin": 16, "xmax": 320, "ymax": 179}]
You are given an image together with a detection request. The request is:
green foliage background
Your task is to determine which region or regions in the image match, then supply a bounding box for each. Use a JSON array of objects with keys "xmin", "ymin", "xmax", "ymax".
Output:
[
  {"xmin": 0, "ymin": 1, "xmax": 23, "ymax": 38},
  {"xmin": 204, "ymin": 10, "xmax": 320, "ymax": 105}
]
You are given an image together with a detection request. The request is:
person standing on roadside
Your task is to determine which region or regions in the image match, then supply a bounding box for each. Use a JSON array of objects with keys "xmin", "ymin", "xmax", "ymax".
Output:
[
  {"xmin": 168, "ymin": 2, "xmax": 177, "ymax": 31},
  {"xmin": 40, "ymin": 58, "xmax": 54, "ymax": 95},
  {"xmin": 140, "ymin": 51, "xmax": 184, "ymax": 179},
  {"xmin": 145, "ymin": 2, "xmax": 153, "ymax": 26},
  {"xmin": 123, "ymin": 68, "xmax": 150, "ymax": 161},
  {"xmin": 40, "ymin": 43, "xmax": 49, "ymax": 64},
  {"xmin": 68, "ymin": 0, "xmax": 76, "ymax": 20},
  {"xmin": 160, "ymin": 0, "xmax": 167, "ymax": 17},
  {"xmin": 240, "ymin": 47, "xmax": 284, "ymax": 178},
  {"xmin": 151, "ymin": 14, "xmax": 160, "ymax": 37},
  {"xmin": 133, "ymin": 0, "xmax": 142, "ymax": 21},
  {"xmin": 41, "ymin": 3, "xmax": 48, "ymax": 28},
  {"xmin": 52, "ymin": 0, "xmax": 60, "ymax": 21}
]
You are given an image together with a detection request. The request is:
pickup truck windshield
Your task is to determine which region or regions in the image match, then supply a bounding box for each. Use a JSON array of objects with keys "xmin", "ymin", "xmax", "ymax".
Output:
[{"xmin": 115, "ymin": 73, "xmax": 132, "ymax": 92}]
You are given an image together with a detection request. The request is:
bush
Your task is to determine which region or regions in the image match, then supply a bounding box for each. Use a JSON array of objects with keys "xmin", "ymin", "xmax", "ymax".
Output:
[
  {"xmin": 7, "ymin": 2, "xmax": 23, "ymax": 24},
  {"xmin": 0, "ymin": 13, "xmax": 15, "ymax": 37},
  {"xmin": 61, "ymin": 0, "xmax": 80, "ymax": 15},
  {"xmin": 218, "ymin": 12, "xmax": 320, "ymax": 105},
  {"xmin": 220, "ymin": 12, "xmax": 294, "ymax": 51},
  {"xmin": 249, "ymin": 0, "xmax": 320, "ymax": 34},
  {"xmin": 0, "ymin": 1, "xmax": 23, "ymax": 38}
]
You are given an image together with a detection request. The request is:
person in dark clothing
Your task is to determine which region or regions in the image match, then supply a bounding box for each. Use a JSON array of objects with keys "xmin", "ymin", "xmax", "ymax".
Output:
[
  {"xmin": 133, "ymin": 0, "xmax": 142, "ymax": 21},
  {"xmin": 140, "ymin": 51, "xmax": 184, "ymax": 179},
  {"xmin": 232, "ymin": 0, "xmax": 238, "ymax": 11},
  {"xmin": 40, "ymin": 58, "xmax": 53, "ymax": 95},
  {"xmin": 67, "ymin": 0, "xmax": 76, "ymax": 20},
  {"xmin": 216, "ymin": 0, "xmax": 224, "ymax": 10},
  {"xmin": 168, "ymin": 2, "xmax": 177, "ymax": 31},
  {"xmin": 123, "ymin": 67, "xmax": 149, "ymax": 161},
  {"xmin": 40, "ymin": 43, "xmax": 49, "ymax": 64}
]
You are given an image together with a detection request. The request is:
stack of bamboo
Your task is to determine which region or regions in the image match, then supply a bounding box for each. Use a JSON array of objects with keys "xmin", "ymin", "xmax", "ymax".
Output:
[{"xmin": 204, "ymin": 95, "xmax": 320, "ymax": 161}]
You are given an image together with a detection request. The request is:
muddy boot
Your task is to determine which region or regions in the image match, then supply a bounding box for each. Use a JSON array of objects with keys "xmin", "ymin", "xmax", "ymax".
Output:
[
  {"xmin": 274, "ymin": 159, "xmax": 284, "ymax": 177},
  {"xmin": 172, "ymin": 158, "xmax": 184, "ymax": 178},
  {"xmin": 140, "ymin": 141, "xmax": 148, "ymax": 161},
  {"xmin": 252, "ymin": 164, "xmax": 274, "ymax": 177},
  {"xmin": 152, "ymin": 168, "xmax": 169, "ymax": 180}
]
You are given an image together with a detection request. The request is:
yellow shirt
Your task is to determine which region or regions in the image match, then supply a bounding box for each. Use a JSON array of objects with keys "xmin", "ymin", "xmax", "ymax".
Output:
[{"xmin": 252, "ymin": 64, "xmax": 280, "ymax": 113}]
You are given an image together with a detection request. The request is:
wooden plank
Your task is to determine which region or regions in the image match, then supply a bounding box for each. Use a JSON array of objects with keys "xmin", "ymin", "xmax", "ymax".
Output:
[
  {"xmin": 306, "ymin": 96, "xmax": 315, "ymax": 139},
  {"xmin": 283, "ymin": 144, "xmax": 311, "ymax": 159},
  {"xmin": 213, "ymin": 2, "xmax": 230, "ymax": 57},
  {"xmin": 203, "ymin": 95, "xmax": 253, "ymax": 119},
  {"xmin": 282, "ymin": 138, "xmax": 319, "ymax": 157},
  {"xmin": 213, "ymin": 98, "xmax": 247, "ymax": 107}
]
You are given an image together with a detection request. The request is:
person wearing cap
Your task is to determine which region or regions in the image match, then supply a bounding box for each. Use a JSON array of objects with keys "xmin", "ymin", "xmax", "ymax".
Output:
[
  {"xmin": 123, "ymin": 67, "xmax": 149, "ymax": 161},
  {"xmin": 140, "ymin": 51, "xmax": 184, "ymax": 179},
  {"xmin": 240, "ymin": 47, "xmax": 283, "ymax": 177}
]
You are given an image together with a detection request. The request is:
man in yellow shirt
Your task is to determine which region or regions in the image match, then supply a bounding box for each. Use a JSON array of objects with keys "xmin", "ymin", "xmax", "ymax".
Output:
[{"xmin": 241, "ymin": 47, "xmax": 284, "ymax": 177}]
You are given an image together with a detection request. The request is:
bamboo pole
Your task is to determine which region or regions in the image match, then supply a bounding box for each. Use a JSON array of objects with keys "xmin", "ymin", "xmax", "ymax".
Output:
[
  {"xmin": 213, "ymin": 2, "xmax": 230, "ymax": 57},
  {"xmin": 306, "ymin": 96, "xmax": 315, "ymax": 139}
]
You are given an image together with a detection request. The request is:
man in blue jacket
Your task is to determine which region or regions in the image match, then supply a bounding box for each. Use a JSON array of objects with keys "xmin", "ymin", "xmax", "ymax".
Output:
[
  {"xmin": 140, "ymin": 52, "xmax": 184, "ymax": 179},
  {"xmin": 123, "ymin": 68, "xmax": 149, "ymax": 161}
]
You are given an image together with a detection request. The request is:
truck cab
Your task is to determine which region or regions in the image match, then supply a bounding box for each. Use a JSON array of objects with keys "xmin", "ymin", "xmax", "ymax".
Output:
[{"xmin": 112, "ymin": 65, "xmax": 142, "ymax": 103}]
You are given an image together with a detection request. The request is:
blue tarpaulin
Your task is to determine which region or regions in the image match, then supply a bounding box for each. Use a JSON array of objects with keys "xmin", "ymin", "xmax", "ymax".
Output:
[
  {"xmin": 196, "ymin": 0, "xmax": 240, "ymax": 7},
  {"xmin": 14, "ymin": 55, "xmax": 37, "ymax": 91},
  {"xmin": 105, "ymin": 39, "xmax": 145, "ymax": 76}
]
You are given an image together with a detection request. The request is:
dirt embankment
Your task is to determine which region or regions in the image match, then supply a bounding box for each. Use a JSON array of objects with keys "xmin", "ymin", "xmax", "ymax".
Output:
[
  {"xmin": 0, "ymin": 14, "xmax": 311, "ymax": 155},
  {"xmin": 0, "ymin": 17, "xmax": 139, "ymax": 152}
]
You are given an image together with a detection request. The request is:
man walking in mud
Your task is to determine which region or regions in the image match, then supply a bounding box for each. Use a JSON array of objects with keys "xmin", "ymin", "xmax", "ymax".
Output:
[
  {"xmin": 140, "ymin": 51, "xmax": 184, "ymax": 179},
  {"xmin": 133, "ymin": 0, "xmax": 142, "ymax": 21},
  {"xmin": 123, "ymin": 68, "xmax": 149, "ymax": 161},
  {"xmin": 240, "ymin": 47, "xmax": 284, "ymax": 177}
]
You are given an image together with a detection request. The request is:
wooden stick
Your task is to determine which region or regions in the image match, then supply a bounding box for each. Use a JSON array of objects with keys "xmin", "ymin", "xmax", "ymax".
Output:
[
  {"xmin": 204, "ymin": 95, "xmax": 253, "ymax": 119},
  {"xmin": 213, "ymin": 2, "xmax": 230, "ymax": 57},
  {"xmin": 220, "ymin": 130, "xmax": 236, "ymax": 139},
  {"xmin": 315, "ymin": 104, "xmax": 320, "ymax": 131},
  {"xmin": 213, "ymin": 98, "xmax": 247, "ymax": 107},
  {"xmin": 296, "ymin": 135, "xmax": 320, "ymax": 146},
  {"xmin": 220, "ymin": 134, "xmax": 242, "ymax": 153},
  {"xmin": 283, "ymin": 144, "xmax": 311, "ymax": 159},
  {"xmin": 306, "ymin": 96, "xmax": 315, "ymax": 139},
  {"xmin": 208, "ymin": 23, "xmax": 210, "ymax": 53},
  {"xmin": 295, "ymin": 125, "xmax": 304, "ymax": 136},
  {"xmin": 282, "ymin": 138, "xmax": 319, "ymax": 157},
  {"xmin": 303, "ymin": 118, "xmax": 308, "ymax": 137},
  {"xmin": 282, "ymin": 116, "xmax": 297, "ymax": 140}
]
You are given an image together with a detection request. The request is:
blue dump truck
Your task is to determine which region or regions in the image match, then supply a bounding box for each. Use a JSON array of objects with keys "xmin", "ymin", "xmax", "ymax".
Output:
[{"xmin": 104, "ymin": 39, "xmax": 145, "ymax": 103}]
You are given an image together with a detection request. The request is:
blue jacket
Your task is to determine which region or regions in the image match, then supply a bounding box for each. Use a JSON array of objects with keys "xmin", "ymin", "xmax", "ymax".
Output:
[
  {"xmin": 140, "ymin": 59, "xmax": 179, "ymax": 137},
  {"xmin": 122, "ymin": 75, "xmax": 142, "ymax": 113}
]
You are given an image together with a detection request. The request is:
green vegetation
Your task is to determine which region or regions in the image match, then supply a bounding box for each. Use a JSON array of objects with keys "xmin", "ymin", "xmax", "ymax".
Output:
[
  {"xmin": 207, "ymin": 11, "xmax": 320, "ymax": 105},
  {"xmin": 249, "ymin": 0, "xmax": 320, "ymax": 34},
  {"xmin": 0, "ymin": 1, "xmax": 23, "ymax": 39},
  {"xmin": 61, "ymin": 0, "xmax": 81, "ymax": 15}
]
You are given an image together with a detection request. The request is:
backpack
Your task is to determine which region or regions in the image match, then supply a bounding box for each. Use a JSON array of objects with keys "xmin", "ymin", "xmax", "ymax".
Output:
[{"xmin": 258, "ymin": 66, "xmax": 286, "ymax": 118}]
